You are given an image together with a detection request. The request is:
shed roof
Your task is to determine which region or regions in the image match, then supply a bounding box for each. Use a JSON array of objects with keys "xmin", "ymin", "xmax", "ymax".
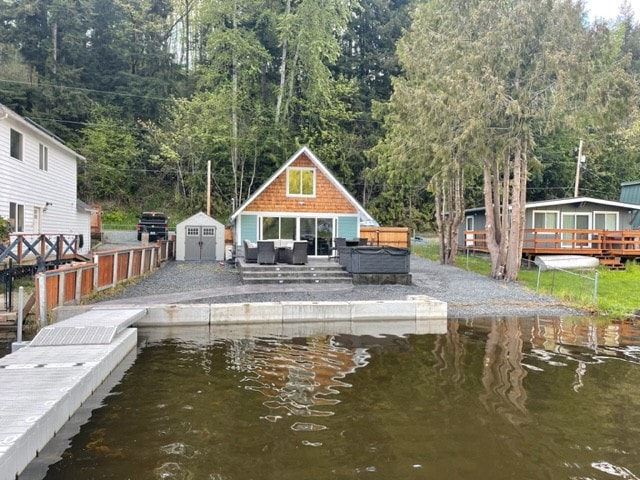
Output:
[{"xmin": 177, "ymin": 211, "xmax": 225, "ymax": 228}]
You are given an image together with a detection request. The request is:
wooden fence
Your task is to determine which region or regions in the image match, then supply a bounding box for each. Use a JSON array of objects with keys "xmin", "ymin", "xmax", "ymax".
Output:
[
  {"xmin": 360, "ymin": 226, "xmax": 411, "ymax": 248},
  {"xmin": 34, "ymin": 241, "xmax": 174, "ymax": 323}
]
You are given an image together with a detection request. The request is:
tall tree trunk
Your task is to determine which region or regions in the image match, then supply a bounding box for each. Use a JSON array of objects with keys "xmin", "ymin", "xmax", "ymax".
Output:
[
  {"xmin": 51, "ymin": 20, "xmax": 57, "ymax": 74},
  {"xmin": 274, "ymin": 0, "xmax": 291, "ymax": 125},
  {"xmin": 433, "ymin": 164, "xmax": 465, "ymax": 265},
  {"xmin": 231, "ymin": 0, "xmax": 240, "ymax": 208},
  {"xmin": 184, "ymin": 0, "xmax": 190, "ymax": 72},
  {"xmin": 483, "ymin": 142, "xmax": 529, "ymax": 281},
  {"xmin": 483, "ymin": 156, "xmax": 503, "ymax": 278},
  {"xmin": 504, "ymin": 141, "xmax": 528, "ymax": 281}
]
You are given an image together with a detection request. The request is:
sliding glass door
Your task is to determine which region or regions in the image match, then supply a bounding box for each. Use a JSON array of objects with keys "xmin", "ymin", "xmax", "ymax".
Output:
[{"xmin": 300, "ymin": 217, "xmax": 335, "ymax": 256}]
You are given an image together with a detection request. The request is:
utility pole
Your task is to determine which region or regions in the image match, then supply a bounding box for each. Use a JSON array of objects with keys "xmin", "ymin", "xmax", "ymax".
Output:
[
  {"xmin": 574, "ymin": 139, "xmax": 583, "ymax": 197},
  {"xmin": 206, "ymin": 160, "xmax": 211, "ymax": 216}
]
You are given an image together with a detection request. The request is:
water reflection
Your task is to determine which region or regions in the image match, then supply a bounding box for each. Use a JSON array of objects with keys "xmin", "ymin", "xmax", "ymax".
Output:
[
  {"xmin": 24, "ymin": 317, "xmax": 640, "ymax": 480},
  {"xmin": 226, "ymin": 336, "xmax": 370, "ymax": 429},
  {"xmin": 479, "ymin": 318, "xmax": 530, "ymax": 426}
]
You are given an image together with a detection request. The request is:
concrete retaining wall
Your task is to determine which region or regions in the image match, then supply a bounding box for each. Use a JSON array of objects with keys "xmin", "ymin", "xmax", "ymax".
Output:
[{"xmin": 54, "ymin": 295, "xmax": 447, "ymax": 326}]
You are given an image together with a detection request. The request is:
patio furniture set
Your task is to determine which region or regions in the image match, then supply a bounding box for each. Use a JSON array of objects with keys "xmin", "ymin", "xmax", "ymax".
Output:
[{"xmin": 243, "ymin": 239, "xmax": 308, "ymax": 265}]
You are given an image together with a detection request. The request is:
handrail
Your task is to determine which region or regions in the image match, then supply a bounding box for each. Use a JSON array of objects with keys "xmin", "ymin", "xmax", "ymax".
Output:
[
  {"xmin": 0, "ymin": 233, "xmax": 82, "ymax": 265},
  {"xmin": 463, "ymin": 229, "xmax": 640, "ymax": 256}
]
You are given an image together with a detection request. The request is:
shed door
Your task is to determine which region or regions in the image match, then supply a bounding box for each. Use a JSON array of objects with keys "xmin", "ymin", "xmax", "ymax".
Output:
[{"xmin": 185, "ymin": 226, "xmax": 217, "ymax": 261}]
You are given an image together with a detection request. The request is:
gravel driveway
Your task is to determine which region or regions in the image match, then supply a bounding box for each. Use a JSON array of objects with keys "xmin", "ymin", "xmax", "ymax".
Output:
[{"xmin": 96, "ymin": 255, "xmax": 582, "ymax": 318}]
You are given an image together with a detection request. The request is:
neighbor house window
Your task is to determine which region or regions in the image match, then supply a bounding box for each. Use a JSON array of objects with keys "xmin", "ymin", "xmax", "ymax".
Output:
[
  {"xmin": 9, "ymin": 202, "xmax": 24, "ymax": 232},
  {"xmin": 594, "ymin": 212, "xmax": 618, "ymax": 230},
  {"xmin": 39, "ymin": 144, "xmax": 48, "ymax": 171},
  {"xmin": 533, "ymin": 211, "xmax": 558, "ymax": 230},
  {"xmin": 287, "ymin": 167, "xmax": 315, "ymax": 196},
  {"xmin": 10, "ymin": 129, "xmax": 23, "ymax": 160}
]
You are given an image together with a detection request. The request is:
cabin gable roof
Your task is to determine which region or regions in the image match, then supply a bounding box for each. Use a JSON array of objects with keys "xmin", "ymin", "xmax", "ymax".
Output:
[{"xmin": 230, "ymin": 146, "xmax": 375, "ymax": 223}]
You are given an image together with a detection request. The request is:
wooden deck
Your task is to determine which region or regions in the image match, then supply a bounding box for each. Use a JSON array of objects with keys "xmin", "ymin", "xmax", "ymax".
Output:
[{"xmin": 463, "ymin": 228, "xmax": 640, "ymax": 268}]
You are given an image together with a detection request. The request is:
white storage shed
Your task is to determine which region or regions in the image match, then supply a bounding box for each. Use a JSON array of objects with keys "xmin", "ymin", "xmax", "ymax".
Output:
[{"xmin": 175, "ymin": 212, "xmax": 225, "ymax": 261}]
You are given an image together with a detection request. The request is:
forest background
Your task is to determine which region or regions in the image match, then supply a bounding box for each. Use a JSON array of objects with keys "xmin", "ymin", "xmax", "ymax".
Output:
[{"xmin": 1, "ymin": 0, "xmax": 640, "ymax": 264}]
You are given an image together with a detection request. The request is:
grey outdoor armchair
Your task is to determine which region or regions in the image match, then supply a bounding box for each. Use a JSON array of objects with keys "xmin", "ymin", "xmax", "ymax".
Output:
[
  {"xmin": 243, "ymin": 240, "xmax": 258, "ymax": 263},
  {"xmin": 257, "ymin": 240, "xmax": 276, "ymax": 264},
  {"xmin": 282, "ymin": 241, "xmax": 308, "ymax": 265}
]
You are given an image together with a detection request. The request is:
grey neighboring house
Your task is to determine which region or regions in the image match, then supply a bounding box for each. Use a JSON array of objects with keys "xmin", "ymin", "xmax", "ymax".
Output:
[{"xmin": 459, "ymin": 196, "xmax": 640, "ymax": 248}]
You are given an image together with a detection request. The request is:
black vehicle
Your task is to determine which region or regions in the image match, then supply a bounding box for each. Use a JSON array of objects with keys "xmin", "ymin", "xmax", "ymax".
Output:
[{"xmin": 137, "ymin": 211, "xmax": 168, "ymax": 241}]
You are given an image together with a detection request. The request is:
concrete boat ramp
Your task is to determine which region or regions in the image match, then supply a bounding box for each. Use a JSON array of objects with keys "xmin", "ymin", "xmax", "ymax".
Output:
[{"xmin": 0, "ymin": 296, "xmax": 446, "ymax": 479}]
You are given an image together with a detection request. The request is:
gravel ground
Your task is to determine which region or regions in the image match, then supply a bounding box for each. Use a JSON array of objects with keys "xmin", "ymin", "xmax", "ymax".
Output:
[{"xmin": 96, "ymin": 255, "xmax": 582, "ymax": 318}]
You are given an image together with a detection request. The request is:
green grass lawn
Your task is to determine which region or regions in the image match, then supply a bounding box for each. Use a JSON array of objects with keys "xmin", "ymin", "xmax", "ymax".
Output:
[{"xmin": 412, "ymin": 242, "xmax": 640, "ymax": 318}]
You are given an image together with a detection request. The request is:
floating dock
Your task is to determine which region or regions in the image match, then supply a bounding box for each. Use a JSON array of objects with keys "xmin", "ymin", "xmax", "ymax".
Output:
[{"xmin": 0, "ymin": 309, "xmax": 145, "ymax": 480}]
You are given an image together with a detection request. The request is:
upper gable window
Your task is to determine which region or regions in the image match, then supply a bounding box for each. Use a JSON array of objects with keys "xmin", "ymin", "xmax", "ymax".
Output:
[
  {"xmin": 10, "ymin": 129, "xmax": 23, "ymax": 160},
  {"xmin": 287, "ymin": 167, "xmax": 315, "ymax": 196}
]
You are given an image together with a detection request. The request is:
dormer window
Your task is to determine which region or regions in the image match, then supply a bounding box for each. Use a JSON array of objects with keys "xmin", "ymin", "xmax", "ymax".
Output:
[{"xmin": 287, "ymin": 167, "xmax": 315, "ymax": 196}]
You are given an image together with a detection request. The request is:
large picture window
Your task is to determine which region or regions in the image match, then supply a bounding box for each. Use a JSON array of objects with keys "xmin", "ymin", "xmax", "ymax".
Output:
[
  {"xmin": 10, "ymin": 129, "xmax": 23, "ymax": 160},
  {"xmin": 261, "ymin": 216, "xmax": 297, "ymax": 240},
  {"xmin": 287, "ymin": 168, "xmax": 315, "ymax": 196}
]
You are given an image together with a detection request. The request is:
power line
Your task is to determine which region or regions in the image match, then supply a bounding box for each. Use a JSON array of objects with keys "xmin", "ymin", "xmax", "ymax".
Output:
[{"xmin": 0, "ymin": 78, "xmax": 172, "ymax": 101}]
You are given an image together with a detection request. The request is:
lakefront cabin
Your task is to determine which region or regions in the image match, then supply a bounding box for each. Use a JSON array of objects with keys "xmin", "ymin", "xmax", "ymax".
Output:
[{"xmin": 230, "ymin": 146, "xmax": 377, "ymax": 258}]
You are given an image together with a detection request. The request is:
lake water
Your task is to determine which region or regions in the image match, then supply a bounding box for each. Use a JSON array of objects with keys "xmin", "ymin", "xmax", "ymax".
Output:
[{"xmin": 26, "ymin": 317, "xmax": 640, "ymax": 479}]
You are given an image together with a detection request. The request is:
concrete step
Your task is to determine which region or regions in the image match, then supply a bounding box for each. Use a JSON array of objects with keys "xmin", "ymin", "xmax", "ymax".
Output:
[
  {"xmin": 240, "ymin": 276, "xmax": 353, "ymax": 285},
  {"xmin": 243, "ymin": 265, "xmax": 346, "ymax": 273},
  {"xmin": 243, "ymin": 270, "xmax": 351, "ymax": 279}
]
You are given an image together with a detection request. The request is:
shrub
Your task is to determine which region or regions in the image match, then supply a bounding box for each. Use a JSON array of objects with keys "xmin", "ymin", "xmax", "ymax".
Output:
[{"xmin": 0, "ymin": 216, "xmax": 10, "ymax": 242}]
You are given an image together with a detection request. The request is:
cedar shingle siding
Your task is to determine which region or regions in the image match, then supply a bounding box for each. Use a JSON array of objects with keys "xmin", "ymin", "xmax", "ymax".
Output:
[{"xmin": 244, "ymin": 153, "xmax": 356, "ymax": 214}]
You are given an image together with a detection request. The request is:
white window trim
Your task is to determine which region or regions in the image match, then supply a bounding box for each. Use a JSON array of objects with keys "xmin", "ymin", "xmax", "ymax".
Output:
[
  {"xmin": 593, "ymin": 211, "xmax": 619, "ymax": 230},
  {"xmin": 39, "ymin": 143, "xmax": 49, "ymax": 171},
  {"xmin": 10, "ymin": 128, "xmax": 23, "ymax": 161},
  {"xmin": 561, "ymin": 212, "xmax": 591, "ymax": 248},
  {"xmin": 532, "ymin": 210, "xmax": 559, "ymax": 232},
  {"xmin": 286, "ymin": 167, "xmax": 316, "ymax": 197}
]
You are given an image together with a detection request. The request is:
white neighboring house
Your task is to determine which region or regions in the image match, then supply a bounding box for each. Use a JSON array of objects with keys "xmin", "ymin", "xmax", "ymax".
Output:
[{"xmin": 0, "ymin": 103, "xmax": 91, "ymax": 255}]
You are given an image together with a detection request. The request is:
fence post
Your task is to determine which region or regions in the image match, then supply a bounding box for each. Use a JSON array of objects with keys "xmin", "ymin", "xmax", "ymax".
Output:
[
  {"xmin": 37, "ymin": 272, "xmax": 47, "ymax": 328},
  {"xmin": 93, "ymin": 255, "xmax": 99, "ymax": 290},
  {"xmin": 127, "ymin": 250, "xmax": 134, "ymax": 280},
  {"xmin": 17, "ymin": 286, "xmax": 23, "ymax": 343},
  {"xmin": 58, "ymin": 271, "xmax": 65, "ymax": 307},
  {"xmin": 75, "ymin": 267, "xmax": 83, "ymax": 303},
  {"xmin": 112, "ymin": 252, "xmax": 119, "ymax": 287}
]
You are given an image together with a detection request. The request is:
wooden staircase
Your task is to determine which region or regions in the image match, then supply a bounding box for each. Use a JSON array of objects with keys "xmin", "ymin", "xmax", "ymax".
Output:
[
  {"xmin": 237, "ymin": 262, "xmax": 352, "ymax": 285},
  {"xmin": 597, "ymin": 255, "xmax": 625, "ymax": 270}
]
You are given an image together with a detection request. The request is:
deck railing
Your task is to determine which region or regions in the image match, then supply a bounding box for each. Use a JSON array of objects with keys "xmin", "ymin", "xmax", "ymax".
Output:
[
  {"xmin": 0, "ymin": 233, "xmax": 84, "ymax": 266},
  {"xmin": 463, "ymin": 229, "xmax": 640, "ymax": 257}
]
